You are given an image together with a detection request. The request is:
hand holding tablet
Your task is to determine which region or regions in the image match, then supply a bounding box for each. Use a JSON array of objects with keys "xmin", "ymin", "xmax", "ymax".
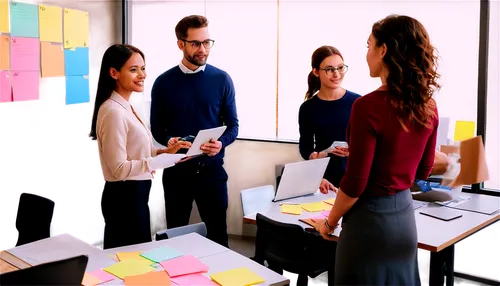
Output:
[{"xmin": 322, "ymin": 141, "xmax": 349, "ymax": 157}]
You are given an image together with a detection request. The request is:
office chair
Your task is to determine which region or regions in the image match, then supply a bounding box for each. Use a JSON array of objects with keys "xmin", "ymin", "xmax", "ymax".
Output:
[
  {"xmin": 155, "ymin": 222, "xmax": 207, "ymax": 241},
  {"xmin": 240, "ymin": 185, "xmax": 275, "ymax": 217},
  {"xmin": 255, "ymin": 213, "xmax": 335, "ymax": 286},
  {"xmin": 15, "ymin": 193, "xmax": 55, "ymax": 246}
]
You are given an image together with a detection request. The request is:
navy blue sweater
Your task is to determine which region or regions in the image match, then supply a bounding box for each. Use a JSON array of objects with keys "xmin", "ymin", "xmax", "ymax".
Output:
[
  {"xmin": 298, "ymin": 90, "xmax": 360, "ymax": 186},
  {"xmin": 150, "ymin": 64, "xmax": 239, "ymax": 161}
]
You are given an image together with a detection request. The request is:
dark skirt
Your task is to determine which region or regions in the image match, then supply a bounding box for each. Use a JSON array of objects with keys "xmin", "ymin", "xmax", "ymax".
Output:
[
  {"xmin": 101, "ymin": 180, "xmax": 152, "ymax": 249},
  {"xmin": 335, "ymin": 189, "xmax": 420, "ymax": 286}
]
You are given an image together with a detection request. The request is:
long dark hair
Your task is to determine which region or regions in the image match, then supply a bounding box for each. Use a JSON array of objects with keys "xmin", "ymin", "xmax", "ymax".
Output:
[
  {"xmin": 305, "ymin": 46, "xmax": 343, "ymax": 100},
  {"xmin": 372, "ymin": 15, "xmax": 440, "ymax": 129},
  {"xmin": 89, "ymin": 44, "xmax": 145, "ymax": 140}
]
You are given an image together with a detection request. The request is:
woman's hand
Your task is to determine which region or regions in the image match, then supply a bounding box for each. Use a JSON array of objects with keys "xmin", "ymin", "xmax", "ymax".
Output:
[
  {"xmin": 331, "ymin": 146, "xmax": 349, "ymax": 157},
  {"xmin": 309, "ymin": 151, "xmax": 328, "ymax": 160},
  {"xmin": 319, "ymin": 179, "xmax": 338, "ymax": 194},
  {"xmin": 314, "ymin": 218, "xmax": 338, "ymax": 241},
  {"xmin": 162, "ymin": 141, "xmax": 192, "ymax": 154}
]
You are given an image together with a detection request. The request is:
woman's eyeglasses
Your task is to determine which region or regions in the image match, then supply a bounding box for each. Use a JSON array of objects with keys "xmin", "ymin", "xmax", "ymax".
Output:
[{"xmin": 319, "ymin": 65, "xmax": 349, "ymax": 75}]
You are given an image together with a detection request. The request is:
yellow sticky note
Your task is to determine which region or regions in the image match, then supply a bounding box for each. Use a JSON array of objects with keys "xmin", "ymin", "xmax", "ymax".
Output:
[
  {"xmin": 281, "ymin": 204, "xmax": 302, "ymax": 215},
  {"xmin": 454, "ymin": 121, "xmax": 475, "ymax": 142},
  {"xmin": 63, "ymin": 8, "xmax": 89, "ymax": 48},
  {"xmin": 103, "ymin": 259, "xmax": 154, "ymax": 279},
  {"xmin": 82, "ymin": 273, "xmax": 102, "ymax": 286},
  {"xmin": 323, "ymin": 198, "xmax": 336, "ymax": 206},
  {"xmin": 116, "ymin": 251, "xmax": 154, "ymax": 265},
  {"xmin": 210, "ymin": 267, "xmax": 265, "ymax": 286},
  {"xmin": 322, "ymin": 202, "xmax": 332, "ymax": 211},
  {"xmin": 0, "ymin": 0, "xmax": 9, "ymax": 33},
  {"xmin": 39, "ymin": 5, "xmax": 63, "ymax": 43},
  {"xmin": 301, "ymin": 202, "xmax": 325, "ymax": 212}
]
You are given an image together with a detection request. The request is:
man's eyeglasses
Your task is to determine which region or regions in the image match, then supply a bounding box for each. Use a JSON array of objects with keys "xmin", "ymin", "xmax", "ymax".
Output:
[
  {"xmin": 319, "ymin": 65, "xmax": 349, "ymax": 75},
  {"xmin": 182, "ymin": 39, "xmax": 215, "ymax": 49}
]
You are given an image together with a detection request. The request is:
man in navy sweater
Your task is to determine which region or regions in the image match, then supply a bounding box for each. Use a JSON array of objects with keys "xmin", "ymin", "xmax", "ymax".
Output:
[{"xmin": 150, "ymin": 15, "xmax": 238, "ymax": 247}]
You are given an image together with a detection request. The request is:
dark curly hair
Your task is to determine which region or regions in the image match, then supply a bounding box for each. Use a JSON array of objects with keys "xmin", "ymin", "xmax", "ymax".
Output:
[{"xmin": 372, "ymin": 15, "xmax": 440, "ymax": 129}]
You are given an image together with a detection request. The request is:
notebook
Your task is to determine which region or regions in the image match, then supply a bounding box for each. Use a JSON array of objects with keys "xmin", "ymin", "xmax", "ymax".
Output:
[{"xmin": 419, "ymin": 207, "xmax": 463, "ymax": 221}]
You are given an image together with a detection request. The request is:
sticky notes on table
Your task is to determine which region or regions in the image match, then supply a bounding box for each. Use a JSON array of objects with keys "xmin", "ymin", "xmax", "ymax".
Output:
[
  {"xmin": 281, "ymin": 204, "xmax": 302, "ymax": 215},
  {"xmin": 10, "ymin": 37, "xmax": 39, "ymax": 71},
  {"xmin": 323, "ymin": 198, "xmax": 336, "ymax": 206},
  {"xmin": 301, "ymin": 202, "xmax": 326, "ymax": 212},
  {"xmin": 82, "ymin": 273, "xmax": 102, "ymax": 286},
  {"xmin": 124, "ymin": 270, "xmax": 171, "ymax": 286},
  {"xmin": 171, "ymin": 273, "xmax": 218, "ymax": 285},
  {"xmin": 38, "ymin": 5, "xmax": 63, "ymax": 43},
  {"xmin": 103, "ymin": 259, "xmax": 154, "ymax": 279},
  {"xmin": 0, "ymin": 71, "xmax": 11, "ymax": 102},
  {"xmin": 116, "ymin": 251, "xmax": 154, "ymax": 266},
  {"xmin": 64, "ymin": 47, "xmax": 89, "ymax": 76},
  {"xmin": 66, "ymin": 75, "xmax": 89, "ymax": 105},
  {"xmin": 41, "ymin": 42, "xmax": 64, "ymax": 77},
  {"xmin": 88, "ymin": 269, "xmax": 117, "ymax": 283},
  {"xmin": 0, "ymin": 0, "xmax": 9, "ymax": 33},
  {"xmin": 63, "ymin": 8, "xmax": 89, "ymax": 48},
  {"xmin": 10, "ymin": 2, "xmax": 39, "ymax": 38},
  {"xmin": 454, "ymin": 121, "xmax": 475, "ymax": 142},
  {"xmin": 0, "ymin": 35, "xmax": 9, "ymax": 70},
  {"xmin": 12, "ymin": 71, "xmax": 39, "ymax": 102},
  {"xmin": 321, "ymin": 210, "xmax": 330, "ymax": 217},
  {"xmin": 210, "ymin": 267, "xmax": 265, "ymax": 286},
  {"xmin": 140, "ymin": 246, "xmax": 183, "ymax": 263},
  {"xmin": 160, "ymin": 254, "xmax": 209, "ymax": 277},
  {"xmin": 322, "ymin": 202, "xmax": 332, "ymax": 211}
]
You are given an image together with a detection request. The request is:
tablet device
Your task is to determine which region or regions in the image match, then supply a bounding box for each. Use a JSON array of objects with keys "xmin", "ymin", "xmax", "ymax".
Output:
[
  {"xmin": 419, "ymin": 207, "xmax": 463, "ymax": 221},
  {"xmin": 186, "ymin": 126, "xmax": 227, "ymax": 156},
  {"xmin": 322, "ymin": 141, "xmax": 348, "ymax": 153}
]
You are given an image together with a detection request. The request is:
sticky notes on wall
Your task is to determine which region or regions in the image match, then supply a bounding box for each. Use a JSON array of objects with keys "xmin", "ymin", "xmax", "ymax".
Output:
[
  {"xmin": 66, "ymin": 75, "xmax": 89, "ymax": 105},
  {"xmin": 10, "ymin": 37, "xmax": 39, "ymax": 71},
  {"xmin": 454, "ymin": 121, "xmax": 476, "ymax": 142},
  {"xmin": 39, "ymin": 5, "xmax": 63, "ymax": 43},
  {"xmin": 64, "ymin": 47, "xmax": 89, "ymax": 76},
  {"xmin": 63, "ymin": 8, "xmax": 89, "ymax": 48},
  {"xmin": 0, "ymin": 34, "xmax": 9, "ymax": 70},
  {"xmin": 10, "ymin": 2, "xmax": 39, "ymax": 38},
  {"xmin": 41, "ymin": 42, "xmax": 64, "ymax": 77},
  {"xmin": 0, "ymin": 0, "xmax": 9, "ymax": 33},
  {"xmin": 0, "ymin": 71, "xmax": 11, "ymax": 102},
  {"xmin": 11, "ymin": 71, "xmax": 39, "ymax": 102}
]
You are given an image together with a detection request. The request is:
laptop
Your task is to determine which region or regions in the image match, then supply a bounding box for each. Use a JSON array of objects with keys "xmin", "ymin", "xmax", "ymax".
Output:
[
  {"xmin": 273, "ymin": 158, "xmax": 330, "ymax": 201},
  {"xmin": 0, "ymin": 255, "xmax": 88, "ymax": 285}
]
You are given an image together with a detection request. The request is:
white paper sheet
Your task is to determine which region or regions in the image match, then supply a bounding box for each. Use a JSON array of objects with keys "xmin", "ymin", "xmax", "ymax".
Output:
[
  {"xmin": 321, "ymin": 141, "xmax": 348, "ymax": 153},
  {"xmin": 150, "ymin": 153, "xmax": 187, "ymax": 170},
  {"xmin": 186, "ymin": 126, "xmax": 227, "ymax": 156}
]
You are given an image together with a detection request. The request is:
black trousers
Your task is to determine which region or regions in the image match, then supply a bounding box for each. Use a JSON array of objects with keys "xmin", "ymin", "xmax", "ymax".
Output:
[
  {"xmin": 162, "ymin": 159, "xmax": 229, "ymax": 247},
  {"xmin": 101, "ymin": 180, "xmax": 152, "ymax": 249}
]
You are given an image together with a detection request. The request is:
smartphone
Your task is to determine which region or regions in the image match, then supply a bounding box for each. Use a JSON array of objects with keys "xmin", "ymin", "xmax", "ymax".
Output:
[{"xmin": 179, "ymin": 135, "xmax": 195, "ymax": 143}]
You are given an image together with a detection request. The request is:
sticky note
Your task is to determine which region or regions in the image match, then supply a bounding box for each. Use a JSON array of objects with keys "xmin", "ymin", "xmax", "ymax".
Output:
[
  {"xmin": 103, "ymin": 259, "xmax": 154, "ymax": 279},
  {"xmin": 322, "ymin": 202, "xmax": 332, "ymax": 211},
  {"xmin": 10, "ymin": 2, "xmax": 39, "ymax": 38},
  {"xmin": 210, "ymin": 267, "xmax": 265, "ymax": 286},
  {"xmin": 301, "ymin": 202, "xmax": 325, "ymax": 212},
  {"xmin": 88, "ymin": 269, "xmax": 117, "ymax": 283},
  {"xmin": 140, "ymin": 246, "xmax": 183, "ymax": 263},
  {"xmin": 64, "ymin": 47, "xmax": 89, "ymax": 76},
  {"xmin": 309, "ymin": 215, "xmax": 326, "ymax": 221},
  {"xmin": 0, "ymin": 0, "xmax": 9, "ymax": 33},
  {"xmin": 281, "ymin": 204, "xmax": 302, "ymax": 215},
  {"xmin": 321, "ymin": 210, "xmax": 330, "ymax": 217},
  {"xmin": 41, "ymin": 42, "xmax": 64, "ymax": 77},
  {"xmin": 0, "ymin": 35, "xmax": 9, "ymax": 70},
  {"xmin": 63, "ymin": 8, "xmax": 89, "ymax": 48},
  {"xmin": 10, "ymin": 37, "xmax": 39, "ymax": 71},
  {"xmin": 323, "ymin": 198, "xmax": 336, "ymax": 206},
  {"xmin": 124, "ymin": 271, "xmax": 171, "ymax": 286},
  {"xmin": 160, "ymin": 255, "xmax": 208, "ymax": 277},
  {"xmin": 12, "ymin": 71, "xmax": 39, "ymax": 102},
  {"xmin": 171, "ymin": 273, "xmax": 218, "ymax": 286},
  {"xmin": 116, "ymin": 251, "xmax": 154, "ymax": 265},
  {"xmin": 38, "ymin": 5, "xmax": 63, "ymax": 43},
  {"xmin": 66, "ymin": 75, "xmax": 89, "ymax": 104},
  {"xmin": 82, "ymin": 273, "xmax": 102, "ymax": 286},
  {"xmin": 0, "ymin": 70, "xmax": 11, "ymax": 102},
  {"xmin": 454, "ymin": 121, "xmax": 475, "ymax": 142}
]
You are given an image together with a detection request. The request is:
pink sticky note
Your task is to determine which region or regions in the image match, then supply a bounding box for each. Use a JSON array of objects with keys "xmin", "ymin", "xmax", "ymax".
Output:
[
  {"xmin": 159, "ymin": 255, "xmax": 208, "ymax": 277},
  {"xmin": 10, "ymin": 37, "xmax": 39, "ymax": 71},
  {"xmin": 89, "ymin": 269, "xmax": 117, "ymax": 283},
  {"xmin": 310, "ymin": 215, "xmax": 326, "ymax": 221},
  {"xmin": 171, "ymin": 273, "xmax": 218, "ymax": 286},
  {"xmin": 0, "ymin": 71, "xmax": 11, "ymax": 102},
  {"xmin": 321, "ymin": 210, "xmax": 330, "ymax": 217},
  {"xmin": 11, "ymin": 71, "xmax": 39, "ymax": 101}
]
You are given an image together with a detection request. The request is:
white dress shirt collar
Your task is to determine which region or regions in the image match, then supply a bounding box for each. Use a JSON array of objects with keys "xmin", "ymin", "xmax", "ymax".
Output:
[
  {"xmin": 179, "ymin": 61, "xmax": 206, "ymax": 74},
  {"xmin": 110, "ymin": 91, "xmax": 131, "ymax": 111}
]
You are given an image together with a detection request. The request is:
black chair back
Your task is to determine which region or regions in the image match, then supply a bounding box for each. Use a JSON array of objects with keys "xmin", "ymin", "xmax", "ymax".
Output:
[
  {"xmin": 16, "ymin": 193, "xmax": 55, "ymax": 246},
  {"xmin": 155, "ymin": 222, "xmax": 207, "ymax": 241}
]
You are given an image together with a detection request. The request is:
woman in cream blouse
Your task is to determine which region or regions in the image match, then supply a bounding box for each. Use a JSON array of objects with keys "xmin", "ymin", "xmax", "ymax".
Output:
[{"xmin": 89, "ymin": 44, "xmax": 191, "ymax": 249}]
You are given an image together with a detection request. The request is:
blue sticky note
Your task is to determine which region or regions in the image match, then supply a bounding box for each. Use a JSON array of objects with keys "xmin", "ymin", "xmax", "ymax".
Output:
[
  {"xmin": 66, "ymin": 75, "xmax": 89, "ymax": 105},
  {"xmin": 64, "ymin": 47, "xmax": 89, "ymax": 76},
  {"xmin": 10, "ymin": 2, "xmax": 39, "ymax": 38},
  {"xmin": 140, "ymin": 247, "xmax": 182, "ymax": 263}
]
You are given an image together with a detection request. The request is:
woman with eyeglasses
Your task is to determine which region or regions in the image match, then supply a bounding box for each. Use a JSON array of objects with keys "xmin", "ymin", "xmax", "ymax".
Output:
[
  {"xmin": 316, "ymin": 15, "xmax": 439, "ymax": 285},
  {"xmin": 298, "ymin": 46, "xmax": 361, "ymax": 192}
]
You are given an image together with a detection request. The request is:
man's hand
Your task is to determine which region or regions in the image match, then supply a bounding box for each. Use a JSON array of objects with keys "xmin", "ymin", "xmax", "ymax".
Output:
[
  {"xmin": 201, "ymin": 138, "xmax": 222, "ymax": 157},
  {"xmin": 168, "ymin": 137, "xmax": 180, "ymax": 148},
  {"xmin": 309, "ymin": 151, "xmax": 328, "ymax": 160}
]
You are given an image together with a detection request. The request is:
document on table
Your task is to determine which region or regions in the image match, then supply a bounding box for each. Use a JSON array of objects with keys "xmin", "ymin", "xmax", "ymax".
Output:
[
  {"xmin": 186, "ymin": 126, "xmax": 227, "ymax": 156},
  {"xmin": 150, "ymin": 154, "xmax": 187, "ymax": 170}
]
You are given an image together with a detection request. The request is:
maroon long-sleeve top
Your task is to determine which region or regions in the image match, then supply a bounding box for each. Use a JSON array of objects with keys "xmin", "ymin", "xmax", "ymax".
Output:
[{"xmin": 339, "ymin": 89, "xmax": 438, "ymax": 198}]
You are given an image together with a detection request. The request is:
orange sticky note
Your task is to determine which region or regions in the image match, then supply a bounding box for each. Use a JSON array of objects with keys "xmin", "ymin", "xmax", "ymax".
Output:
[
  {"xmin": 82, "ymin": 273, "xmax": 102, "ymax": 286},
  {"xmin": 40, "ymin": 42, "xmax": 65, "ymax": 77},
  {"xmin": 124, "ymin": 271, "xmax": 171, "ymax": 286},
  {"xmin": 0, "ymin": 34, "xmax": 9, "ymax": 70},
  {"xmin": 116, "ymin": 251, "xmax": 154, "ymax": 265}
]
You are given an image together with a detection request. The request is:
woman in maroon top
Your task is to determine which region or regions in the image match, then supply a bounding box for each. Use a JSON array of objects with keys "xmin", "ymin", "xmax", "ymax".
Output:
[{"xmin": 316, "ymin": 15, "xmax": 439, "ymax": 285}]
